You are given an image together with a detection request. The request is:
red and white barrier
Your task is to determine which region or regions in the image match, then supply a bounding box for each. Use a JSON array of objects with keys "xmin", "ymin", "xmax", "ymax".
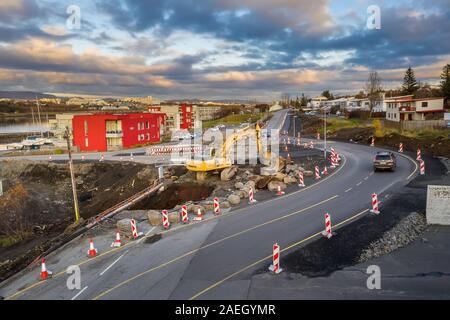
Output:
[
  {"xmin": 370, "ymin": 193, "xmax": 380, "ymax": 214},
  {"xmin": 111, "ymin": 231, "xmax": 122, "ymax": 247},
  {"xmin": 40, "ymin": 258, "xmax": 52, "ymax": 280},
  {"xmin": 87, "ymin": 239, "xmax": 98, "ymax": 257},
  {"xmin": 315, "ymin": 166, "xmax": 321, "ymax": 180},
  {"xmin": 194, "ymin": 208, "xmax": 203, "ymax": 221},
  {"xmin": 130, "ymin": 218, "xmax": 143, "ymax": 239},
  {"xmin": 370, "ymin": 137, "xmax": 375, "ymax": 147},
  {"xmin": 214, "ymin": 197, "xmax": 221, "ymax": 214},
  {"xmin": 249, "ymin": 188, "xmax": 257, "ymax": 204},
  {"xmin": 399, "ymin": 143, "xmax": 403, "ymax": 153},
  {"xmin": 323, "ymin": 213, "xmax": 333, "ymax": 239},
  {"xmin": 268, "ymin": 243, "xmax": 283, "ymax": 274},
  {"xmin": 322, "ymin": 166, "xmax": 328, "ymax": 176},
  {"xmin": 416, "ymin": 148, "xmax": 421, "ymax": 161},
  {"xmin": 276, "ymin": 185, "xmax": 285, "ymax": 196},
  {"xmin": 420, "ymin": 160, "xmax": 425, "ymax": 175},
  {"xmin": 181, "ymin": 205, "xmax": 189, "ymax": 223},
  {"xmin": 162, "ymin": 210, "xmax": 170, "ymax": 229},
  {"xmin": 298, "ymin": 171, "xmax": 305, "ymax": 187}
]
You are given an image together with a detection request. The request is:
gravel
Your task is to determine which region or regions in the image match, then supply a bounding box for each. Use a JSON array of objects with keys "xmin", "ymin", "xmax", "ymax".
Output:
[{"xmin": 358, "ymin": 212, "xmax": 427, "ymax": 263}]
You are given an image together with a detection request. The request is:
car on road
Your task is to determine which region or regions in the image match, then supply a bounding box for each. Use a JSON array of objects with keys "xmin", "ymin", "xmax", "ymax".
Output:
[{"xmin": 373, "ymin": 151, "xmax": 397, "ymax": 172}]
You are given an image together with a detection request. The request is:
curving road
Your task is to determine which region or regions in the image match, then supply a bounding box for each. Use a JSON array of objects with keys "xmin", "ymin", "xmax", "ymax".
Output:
[{"xmin": 0, "ymin": 130, "xmax": 418, "ymax": 300}]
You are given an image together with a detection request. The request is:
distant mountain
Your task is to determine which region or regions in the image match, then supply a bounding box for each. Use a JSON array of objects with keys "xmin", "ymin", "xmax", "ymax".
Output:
[{"xmin": 0, "ymin": 91, "xmax": 57, "ymax": 100}]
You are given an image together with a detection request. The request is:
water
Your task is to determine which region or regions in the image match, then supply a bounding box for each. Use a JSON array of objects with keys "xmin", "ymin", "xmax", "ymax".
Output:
[{"xmin": 0, "ymin": 121, "xmax": 49, "ymax": 134}]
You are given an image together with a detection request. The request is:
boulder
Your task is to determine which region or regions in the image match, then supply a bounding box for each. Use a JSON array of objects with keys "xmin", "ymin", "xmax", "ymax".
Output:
[
  {"xmin": 221, "ymin": 201, "xmax": 231, "ymax": 209},
  {"xmin": 272, "ymin": 172, "xmax": 287, "ymax": 182},
  {"xmin": 221, "ymin": 166, "xmax": 238, "ymax": 181},
  {"xmin": 303, "ymin": 170, "xmax": 314, "ymax": 177},
  {"xmin": 234, "ymin": 182, "xmax": 244, "ymax": 190},
  {"xmin": 244, "ymin": 180, "xmax": 256, "ymax": 190},
  {"xmin": 147, "ymin": 210, "xmax": 162, "ymax": 227},
  {"xmin": 117, "ymin": 218, "xmax": 134, "ymax": 239},
  {"xmin": 285, "ymin": 164, "xmax": 298, "ymax": 174},
  {"xmin": 283, "ymin": 176, "xmax": 297, "ymax": 184},
  {"xmin": 202, "ymin": 200, "xmax": 215, "ymax": 211},
  {"xmin": 168, "ymin": 212, "xmax": 180, "ymax": 224},
  {"xmin": 256, "ymin": 176, "xmax": 271, "ymax": 189},
  {"xmin": 228, "ymin": 194, "xmax": 241, "ymax": 205},
  {"xmin": 268, "ymin": 181, "xmax": 287, "ymax": 192}
]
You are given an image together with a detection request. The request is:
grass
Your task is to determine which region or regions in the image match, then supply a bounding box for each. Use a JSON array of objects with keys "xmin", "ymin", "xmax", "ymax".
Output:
[
  {"xmin": 384, "ymin": 127, "xmax": 450, "ymax": 140},
  {"xmin": 0, "ymin": 234, "xmax": 30, "ymax": 248},
  {"xmin": 320, "ymin": 117, "xmax": 372, "ymax": 134},
  {"xmin": 202, "ymin": 113, "xmax": 264, "ymax": 130}
]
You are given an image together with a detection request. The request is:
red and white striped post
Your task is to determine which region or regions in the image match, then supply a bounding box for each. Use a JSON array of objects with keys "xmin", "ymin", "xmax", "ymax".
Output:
[
  {"xmin": 130, "ymin": 218, "xmax": 142, "ymax": 239},
  {"xmin": 370, "ymin": 137, "xmax": 375, "ymax": 147},
  {"xmin": 248, "ymin": 188, "xmax": 257, "ymax": 204},
  {"xmin": 317, "ymin": 132, "xmax": 320, "ymax": 140},
  {"xmin": 40, "ymin": 258, "xmax": 52, "ymax": 280},
  {"xmin": 322, "ymin": 166, "xmax": 328, "ymax": 176},
  {"xmin": 298, "ymin": 171, "xmax": 305, "ymax": 187},
  {"xmin": 162, "ymin": 210, "xmax": 170, "ymax": 229},
  {"xmin": 330, "ymin": 148, "xmax": 336, "ymax": 168},
  {"xmin": 323, "ymin": 213, "xmax": 333, "ymax": 239},
  {"xmin": 420, "ymin": 160, "xmax": 425, "ymax": 175},
  {"xmin": 214, "ymin": 197, "xmax": 221, "ymax": 214},
  {"xmin": 416, "ymin": 147, "xmax": 421, "ymax": 161},
  {"xmin": 399, "ymin": 143, "xmax": 404, "ymax": 153},
  {"xmin": 315, "ymin": 166, "xmax": 321, "ymax": 180},
  {"xmin": 268, "ymin": 243, "xmax": 283, "ymax": 274},
  {"xmin": 370, "ymin": 193, "xmax": 380, "ymax": 214},
  {"xmin": 181, "ymin": 205, "xmax": 189, "ymax": 223}
]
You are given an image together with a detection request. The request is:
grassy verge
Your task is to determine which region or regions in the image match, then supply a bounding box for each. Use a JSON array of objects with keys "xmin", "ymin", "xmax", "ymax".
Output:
[
  {"xmin": 318, "ymin": 117, "xmax": 373, "ymax": 134},
  {"xmin": 202, "ymin": 114, "xmax": 263, "ymax": 130},
  {"xmin": 0, "ymin": 234, "xmax": 30, "ymax": 248}
]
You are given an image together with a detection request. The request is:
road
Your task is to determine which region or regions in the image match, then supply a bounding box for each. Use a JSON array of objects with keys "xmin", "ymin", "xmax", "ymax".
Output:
[{"xmin": 0, "ymin": 115, "xmax": 418, "ymax": 299}]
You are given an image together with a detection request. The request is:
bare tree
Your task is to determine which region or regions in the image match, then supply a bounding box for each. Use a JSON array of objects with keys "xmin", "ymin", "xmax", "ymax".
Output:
[{"xmin": 364, "ymin": 71, "xmax": 383, "ymax": 117}]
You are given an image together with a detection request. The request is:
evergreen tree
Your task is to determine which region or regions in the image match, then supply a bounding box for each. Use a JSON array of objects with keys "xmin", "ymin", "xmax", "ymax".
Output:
[
  {"xmin": 402, "ymin": 67, "xmax": 419, "ymax": 95},
  {"xmin": 440, "ymin": 64, "xmax": 450, "ymax": 104}
]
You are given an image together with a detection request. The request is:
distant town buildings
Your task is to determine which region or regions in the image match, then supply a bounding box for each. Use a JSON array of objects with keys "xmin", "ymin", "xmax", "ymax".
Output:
[
  {"xmin": 385, "ymin": 96, "xmax": 445, "ymax": 122},
  {"xmin": 121, "ymin": 96, "xmax": 160, "ymax": 105}
]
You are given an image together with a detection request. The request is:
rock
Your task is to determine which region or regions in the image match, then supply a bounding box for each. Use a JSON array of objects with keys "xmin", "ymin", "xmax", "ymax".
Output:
[
  {"xmin": 303, "ymin": 170, "xmax": 314, "ymax": 177},
  {"xmin": 168, "ymin": 212, "xmax": 180, "ymax": 224},
  {"xmin": 235, "ymin": 182, "xmax": 244, "ymax": 190},
  {"xmin": 248, "ymin": 175, "xmax": 262, "ymax": 182},
  {"xmin": 244, "ymin": 180, "xmax": 256, "ymax": 189},
  {"xmin": 202, "ymin": 200, "xmax": 215, "ymax": 211},
  {"xmin": 221, "ymin": 201, "xmax": 231, "ymax": 209},
  {"xmin": 235, "ymin": 175, "xmax": 243, "ymax": 181},
  {"xmin": 147, "ymin": 210, "xmax": 162, "ymax": 226},
  {"xmin": 228, "ymin": 194, "xmax": 241, "ymax": 205},
  {"xmin": 285, "ymin": 164, "xmax": 298, "ymax": 174},
  {"xmin": 272, "ymin": 172, "xmax": 287, "ymax": 182},
  {"xmin": 221, "ymin": 166, "xmax": 238, "ymax": 181},
  {"xmin": 256, "ymin": 176, "xmax": 271, "ymax": 189},
  {"xmin": 267, "ymin": 181, "xmax": 287, "ymax": 192},
  {"xmin": 283, "ymin": 176, "xmax": 297, "ymax": 184},
  {"xmin": 234, "ymin": 190, "xmax": 246, "ymax": 199},
  {"xmin": 170, "ymin": 176, "xmax": 178, "ymax": 181},
  {"xmin": 117, "ymin": 218, "xmax": 134, "ymax": 239}
]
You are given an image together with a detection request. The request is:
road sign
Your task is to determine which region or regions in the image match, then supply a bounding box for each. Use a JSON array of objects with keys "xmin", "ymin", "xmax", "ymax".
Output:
[{"xmin": 426, "ymin": 185, "xmax": 450, "ymax": 225}]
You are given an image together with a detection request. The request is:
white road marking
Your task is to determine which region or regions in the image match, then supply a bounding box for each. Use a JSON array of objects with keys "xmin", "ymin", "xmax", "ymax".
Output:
[
  {"xmin": 99, "ymin": 254, "xmax": 125, "ymax": 276},
  {"xmin": 356, "ymin": 181, "xmax": 363, "ymax": 186},
  {"xmin": 71, "ymin": 286, "xmax": 88, "ymax": 300},
  {"xmin": 364, "ymin": 176, "xmax": 369, "ymax": 180},
  {"xmin": 369, "ymin": 172, "xmax": 374, "ymax": 176},
  {"xmin": 345, "ymin": 188, "xmax": 352, "ymax": 193}
]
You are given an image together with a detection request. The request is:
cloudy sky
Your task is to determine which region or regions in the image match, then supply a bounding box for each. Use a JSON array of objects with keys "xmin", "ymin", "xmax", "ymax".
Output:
[{"xmin": 0, "ymin": 0, "xmax": 449, "ymax": 101}]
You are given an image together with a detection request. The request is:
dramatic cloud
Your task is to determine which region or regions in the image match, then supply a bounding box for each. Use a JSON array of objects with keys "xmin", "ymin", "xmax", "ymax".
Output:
[{"xmin": 0, "ymin": 0, "xmax": 448, "ymax": 100}]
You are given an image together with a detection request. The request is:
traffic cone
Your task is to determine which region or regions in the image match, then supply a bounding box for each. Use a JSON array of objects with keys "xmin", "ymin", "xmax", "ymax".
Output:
[
  {"xmin": 276, "ymin": 185, "xmax": 285, "ymax": 196},
  {"xmin": 193, "ymin": 208, "xmax": 203, "ymax": 221},
  {"xmin": 111, "ymin": 231, "xmax": 122, "ymax": 247},
  {"xmin": 87, "ymin": 239, "xmax": 98, "ymax": 257},
  {"xmin": 322, "ymin": 166, "xmax": 328, "ymax": 175},
  {"xmin": 40, "ymin": 258, "xmax": 52, "ymax": 280}
]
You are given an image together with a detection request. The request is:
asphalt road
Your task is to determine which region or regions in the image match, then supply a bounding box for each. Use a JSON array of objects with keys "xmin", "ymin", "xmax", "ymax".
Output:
[{"xmin": 0, "ymin": 131, "xmax": 418, "ymax": 300}]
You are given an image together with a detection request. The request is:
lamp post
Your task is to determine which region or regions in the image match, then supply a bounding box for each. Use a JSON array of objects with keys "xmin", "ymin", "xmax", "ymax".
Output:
[{"xmin": 323, "ymin": 109, "xmax": 327, "ymax": 159}]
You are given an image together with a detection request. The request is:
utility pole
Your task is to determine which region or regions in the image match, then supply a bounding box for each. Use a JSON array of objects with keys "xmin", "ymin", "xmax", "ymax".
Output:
[
  {"xmin": 64, "ymin": 126, "xmax": 80, "ymax": 222},
  {"xmin": 324, "ymin": 109, "xmax": 327, "ymax": 159}
]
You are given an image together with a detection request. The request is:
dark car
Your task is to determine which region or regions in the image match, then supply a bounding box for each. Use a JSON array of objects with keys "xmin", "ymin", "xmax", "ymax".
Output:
[{"xmin": 373, "ymin": 151, "xmax": 397, "ymax": 172}]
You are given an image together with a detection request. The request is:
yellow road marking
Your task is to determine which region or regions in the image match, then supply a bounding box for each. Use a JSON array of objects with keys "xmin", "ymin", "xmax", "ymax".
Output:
[
  {"xmin": 189, "ymin": 208, "xmax": 369, "ymax": 300},
  {"xmin": 91, "ymin": 195, "xmax": 338, "ymax": 300}
]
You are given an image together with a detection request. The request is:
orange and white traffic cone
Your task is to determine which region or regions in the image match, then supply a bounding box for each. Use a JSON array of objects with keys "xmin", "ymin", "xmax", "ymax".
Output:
[
  {"xmin": 40, "ymin": 258, "xmax": 52, "ymax": 280},
  {"xmin": 193, "ymin": 208, "xmax": 203, "ymax": 221},
  {"xmin": 87, "ymin": 239, "xmax": 98, "ymax": 257},
  {"xmin": 276, "ymin": 185, "xmax": 285, "ymax": 196},
  {"xmin": 322, "ymin": 166, "xmax": 328, "ymax": 175},
  {"xmin": 111, "ymin": 231, "xmax": 122, "ymax": 247}
]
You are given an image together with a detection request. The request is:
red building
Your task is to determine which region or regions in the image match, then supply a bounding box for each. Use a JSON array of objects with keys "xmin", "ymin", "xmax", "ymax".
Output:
[
  {"xmin": 72, "ymin": 113, "xmax": 165, "ymax": 152},
  {"xmin": 179, "ymin": 103, "xmax": 194, "ymax": 130}
]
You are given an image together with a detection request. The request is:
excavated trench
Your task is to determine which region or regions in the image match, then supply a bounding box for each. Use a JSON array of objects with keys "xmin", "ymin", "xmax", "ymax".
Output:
[{"xmin": 131, "ymin": 182, "xmax": 215, "ymax": 210}]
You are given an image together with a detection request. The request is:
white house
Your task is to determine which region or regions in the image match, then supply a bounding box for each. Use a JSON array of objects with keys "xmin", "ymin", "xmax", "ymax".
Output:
[{"xmin": 386, "ymin": 96, "xmax": 445, "ymax": 122}]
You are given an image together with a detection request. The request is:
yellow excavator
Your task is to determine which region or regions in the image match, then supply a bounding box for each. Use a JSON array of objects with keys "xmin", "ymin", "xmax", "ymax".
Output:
[{"xmin": 185, "ymin": 123, "xmax": 277, "ymax": 180}]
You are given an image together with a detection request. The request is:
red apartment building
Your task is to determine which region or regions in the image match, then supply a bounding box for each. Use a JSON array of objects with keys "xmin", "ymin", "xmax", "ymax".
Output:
[
  {"xmin": 179, "ymin": 103, "xmax": 194, "ymax": 130},
  {"xmin": 72, "ymin": 113, "xmax": 165, "ymax": 152}
]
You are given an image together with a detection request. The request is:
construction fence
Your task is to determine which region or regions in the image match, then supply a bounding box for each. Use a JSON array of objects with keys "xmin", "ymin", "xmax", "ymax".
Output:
[{"xmin": 383, "ymin": 119, "xmax": 447, "ymax": 131}]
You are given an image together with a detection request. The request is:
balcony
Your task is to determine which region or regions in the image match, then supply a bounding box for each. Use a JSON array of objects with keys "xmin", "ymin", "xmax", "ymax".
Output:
[
  {"xmin": 105, "ymin": 130, "xmax": 123, "ymax": 138},
  {"xmin": 399, "ymin": 106, "xmax": 416, "ymax": 112}
]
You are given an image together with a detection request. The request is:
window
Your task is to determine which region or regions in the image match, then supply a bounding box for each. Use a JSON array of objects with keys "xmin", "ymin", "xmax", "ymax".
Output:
[
  {"xmin": 146, "ymin": 133, "xmax": 150, "ymax": 140},
  {"xmin": 84, "ymin": 120, "xmax": 88, "ymax": 136},
  {"xmin": 85, "ymin": 137, "xmax": 89, "ymax": 147},
  {"xmin": 422, "ymin": 102, "xmax": 428, "ymax": 108},
  {"xmin": 146, "ymin": 121, "xmax": 149, "ymax": 129}
]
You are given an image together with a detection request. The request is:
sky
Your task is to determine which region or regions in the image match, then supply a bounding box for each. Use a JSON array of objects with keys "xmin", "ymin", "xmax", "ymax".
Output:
[{"xmin": 0, "ymin": 0, "xmax": 449, "ymax": 101}]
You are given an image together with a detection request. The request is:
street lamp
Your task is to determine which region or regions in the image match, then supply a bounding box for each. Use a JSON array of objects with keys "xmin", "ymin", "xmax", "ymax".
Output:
[
  {"xmin": 323, "ymin": 109, "xmax": 327, "ymax": 159},
  {"xmin": 293, "ymin": 115, "xmax": 297, "ymax": 138}
]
